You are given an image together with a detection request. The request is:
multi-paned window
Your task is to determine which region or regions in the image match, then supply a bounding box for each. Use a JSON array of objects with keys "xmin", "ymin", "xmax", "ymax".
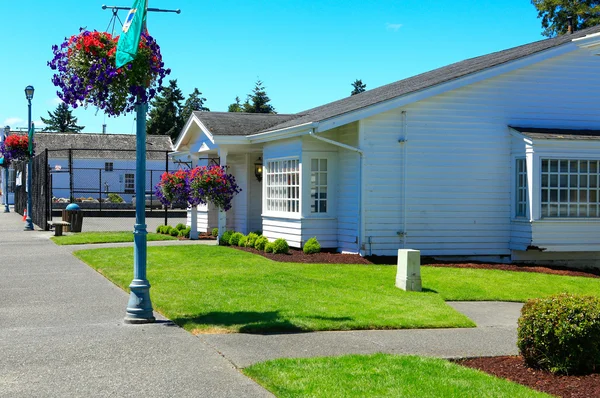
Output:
[
  {"xmin": 310, "ymin": 159, "xmax": 328, "ymax": 213},
  {"xmin": 124, "ymin": 173, "xmax": 135, "ymax": 194},
  {"xmin": 541, "ymin": 159, "xmax": 600, "ymax": 218},
  {"xmin": 265, "ymin": 158, "xmax": 300, "ymax": 213},
  {"xmin": 104, "ymin": 162, "xmax": 114, "ymax": 172},
  {"xmin": 515, "ymin": 158, "xmax": 527, "ymax": 217}
]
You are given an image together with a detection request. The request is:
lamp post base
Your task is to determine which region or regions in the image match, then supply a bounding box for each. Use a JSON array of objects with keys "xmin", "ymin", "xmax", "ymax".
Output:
[
  {"xmin": 24, "ymin": 219, "xmax": 34, "ymax": 231},
  {"xmin": 124, "ymin": 278, "xmax": 155, "ymax": 324}
]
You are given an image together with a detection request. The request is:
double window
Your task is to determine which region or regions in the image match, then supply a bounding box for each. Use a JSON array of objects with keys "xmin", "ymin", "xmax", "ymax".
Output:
[
  {"xmin": 265, "ymin": 159, "xmax": 300, "ymax": 213},
  {"xmin": 541, "ymin": 159, "xmax": 600, "ymax": 218}
]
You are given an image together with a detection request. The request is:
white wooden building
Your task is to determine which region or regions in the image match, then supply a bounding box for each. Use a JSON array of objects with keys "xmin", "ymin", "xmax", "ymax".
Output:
[{"xmin": 174, "ymin": 26, "xmax": 600, "ymax": 265}]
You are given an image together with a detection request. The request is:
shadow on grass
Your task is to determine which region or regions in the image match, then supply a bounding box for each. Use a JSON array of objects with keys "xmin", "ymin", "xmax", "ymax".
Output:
[{"xmin": 172, "ymin": 310, "xmax": 355, "ymax": 334}]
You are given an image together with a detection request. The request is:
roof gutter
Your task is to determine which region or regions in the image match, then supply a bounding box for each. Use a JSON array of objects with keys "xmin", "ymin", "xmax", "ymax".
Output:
[{"xmin": 248, "ymin": 122, "xmax": 319, "ymax": 143}]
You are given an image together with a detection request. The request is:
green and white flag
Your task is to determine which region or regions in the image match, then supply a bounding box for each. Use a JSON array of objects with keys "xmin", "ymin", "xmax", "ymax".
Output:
[
  {"xmin": 28, "ymin": 123, "xmax": 35, "ymax": 155},
  {"xmin": 116, "ymin": 0, "xmax": 147, "ymax": 68}
]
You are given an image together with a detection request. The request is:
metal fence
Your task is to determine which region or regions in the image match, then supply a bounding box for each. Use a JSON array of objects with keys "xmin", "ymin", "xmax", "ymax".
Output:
[
  {"xmin": 14, "ymin": 150, "xmax": 51, "ymax": 230},
  {"xmin": 45, "ymin": 148, "xmax": 188, "ymax": 232}
]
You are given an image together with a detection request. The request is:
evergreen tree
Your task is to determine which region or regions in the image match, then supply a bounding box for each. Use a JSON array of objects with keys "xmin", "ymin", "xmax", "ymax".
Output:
[
  {"xmin": 351, "ymin": 79, "xmax": 367, "ymax": 96},
  {"xmin": 228, "ymin": 96, "xmax": 244, "ymax": 112},
  {"xmin": 180, "ymin": 88, "xmax": 209, "ymax": 125},
  {"xmin": 40, "ymin": 103, "xmax": 84, "ymax": 133},
  {"xmin": 532, "ymin": 0, "xmax": 600, "ymax": 37},
  {"xmin": 243, "ymin": 80, "xmax": 276, "ymax": 113},
  {"xmin": 147, "ymin": 79, "xmax": 185, "ymax": 140}
]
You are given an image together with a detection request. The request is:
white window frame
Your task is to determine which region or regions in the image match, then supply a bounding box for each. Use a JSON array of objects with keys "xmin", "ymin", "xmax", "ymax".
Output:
[
  {"xmin": 263, "ymin": 157, "xmax": 301, "ymax": 217},
  {"xmin": 540, "ymin": 158, "xmax": 600, "ymax": 218},
  {"xmin": 310, "ymin": 158, "xmax": 328, "ymax": 214},
  {"xmin": 124, "ymin": 173, "xmax": 135, "ymax": 194},
  {"xmin": 515, "ymin": 158, "xmax": 527, "ymax": 218}
]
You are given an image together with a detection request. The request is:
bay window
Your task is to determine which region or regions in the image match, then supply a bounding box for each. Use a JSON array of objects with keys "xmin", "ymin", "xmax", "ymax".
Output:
[{"xmin": 265, "ymin": 158, "xmax": 300, "ymax": 213}]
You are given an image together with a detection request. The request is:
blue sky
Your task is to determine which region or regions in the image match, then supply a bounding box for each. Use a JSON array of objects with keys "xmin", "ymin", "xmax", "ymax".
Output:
[{"xmin": 0, "ymin": 0, "xmax": 545, "ymax": 134}]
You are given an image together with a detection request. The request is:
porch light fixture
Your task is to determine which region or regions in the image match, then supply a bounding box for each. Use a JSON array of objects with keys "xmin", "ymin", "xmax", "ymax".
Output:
[{"xmin": 254, "ymin": 156, "xmax": 263, "ymax": 182}]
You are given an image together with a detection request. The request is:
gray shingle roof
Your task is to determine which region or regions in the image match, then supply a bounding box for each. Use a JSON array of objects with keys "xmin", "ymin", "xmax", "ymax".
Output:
[
  {"xmin": 12, "ymin": 132, "xmax": 173, "ymax": 160},
  {"xmin": 193, "ymin": 111, "xmax": 298, "ymax": 136},
  {"xmin": 510, "ymin": 126, "xmax": 600, "ymax": 140},
  {"xmin": 260, "ymin": 26, "xmax": 600, "ymax": 133}
]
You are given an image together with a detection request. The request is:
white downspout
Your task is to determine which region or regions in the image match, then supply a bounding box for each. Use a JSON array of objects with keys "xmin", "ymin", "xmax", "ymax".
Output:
[{"xmin": 308, "ymin": 129, "xmax": 364, "ymax": 254}]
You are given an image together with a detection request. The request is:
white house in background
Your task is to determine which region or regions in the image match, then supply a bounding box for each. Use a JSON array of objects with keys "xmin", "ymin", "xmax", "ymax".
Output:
[
  {"xmin": 6, "ymin": 132, "xmax": 175, "ymax": 203},
  {"xmin": 173, "ymin": 25, "xmax": 600, "ymax": 265}
]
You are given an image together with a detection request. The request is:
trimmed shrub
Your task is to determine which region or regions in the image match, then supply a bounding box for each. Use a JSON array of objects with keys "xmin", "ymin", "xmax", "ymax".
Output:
[
  {"xmin": 303, "ymin": 237, "xmax": 321, "ymax": 254},
  {"xmin": 229, "ymin": 232, "xmax": 243, "ymax": 246},
  {"xmin": 165, "ymin": 226, "xmax": 174, "ymax": 235},
  {"xmin": 264, "ymin": 242, "xmax": 274, "ymax": 253},
  {"xmin": 175, "ymin": 223, "xmax": 186, "ymax": 231},
  {"xmin": 212, "ymin": 228, "xmax": 219, "ymax": 237},
  {"xmin": 107, "ymin": 193, "xmax": 124, "ymax": 203},
  {"xmin": 246, "ymin": 232, "xmax": 259, "ymax": 248},
  {"xmin": 517, "ymin": 293, "xmax": 600, "ymax": 375},
  {"xmin": 183, "ymin": 227, "xmax": 191, "ymax": 238},
  {"xmin": 170, "ymin": 228, "xmax": 180, "ymax": 237},
  {"xmin": 254, "ymin": 236, "xmax": 268, "ymax": 251},
  {"xmin": 220, "ymin": 230, "xmax": 233, "ymax": 246},
  {"xmin": 238, "ymin": 235, "xmax": 248, "ymax": 247},
  {"xmin": 156, "ymin": 225, "xmax": 162, "ymax": 234},
  {"xmin": 177, "ymin": 230, "xmax": 185, "ymax": 237},
  {"xmin": 271, "ymin": 238, "xmax": 289, "ymax": 254}
]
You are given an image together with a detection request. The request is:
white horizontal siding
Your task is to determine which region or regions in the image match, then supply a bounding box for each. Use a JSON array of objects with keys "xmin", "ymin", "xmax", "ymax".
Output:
[
  {"xmin": 336, "ymin": 123, "xmax": 360, "ymax": 253},
  {"xmin": 360, "ymin": 47, "xmax": 600, "ymax": 257},
  {"xmin": 302, "ymin": 218, "xmax": 337, "ymax": 249},
  {"xmin": 530, "ymin": 220, "xmax": 600, "ymax": 251},
  {"xmin": 262, "ymin": 217, "xmax": 302, "ymax": 248}
]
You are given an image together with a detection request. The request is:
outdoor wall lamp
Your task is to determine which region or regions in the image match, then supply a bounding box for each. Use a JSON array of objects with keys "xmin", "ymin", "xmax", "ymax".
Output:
[{"xmin": 254, "ymin": 156, "xmax": 263, "ymax": 182}]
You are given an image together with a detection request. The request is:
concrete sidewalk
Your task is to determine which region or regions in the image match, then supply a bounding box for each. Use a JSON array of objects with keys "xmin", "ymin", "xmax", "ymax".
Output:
[
  {"xmin": 0, "ymin": 212, "xmax": 271, "ymax": 398},
  {"xmin": 0, "ymin": 211, "xmax": 523, "ymax": 397}
]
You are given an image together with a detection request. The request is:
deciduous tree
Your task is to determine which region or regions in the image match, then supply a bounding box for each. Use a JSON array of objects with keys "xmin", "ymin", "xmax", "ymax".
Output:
[{"xmin": 531, "ymin": 0, "xmax": 600, "ymax": 37}]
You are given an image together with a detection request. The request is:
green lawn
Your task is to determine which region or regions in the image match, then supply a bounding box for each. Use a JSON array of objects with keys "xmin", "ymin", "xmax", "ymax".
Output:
[
  {"xmin": 243, "ymin": 354, "xmax": 550, "ymax": 398},
  {"xmin": 75, "ymin": 245, "xmax": 474, "ymax": 333},
  {"xmin": 51, "ymin": 231, "xmax": 177, "ymax": 245},
  {"xmin": 74, "ymin": 245, "xmax": 600, "ymax": 333}
]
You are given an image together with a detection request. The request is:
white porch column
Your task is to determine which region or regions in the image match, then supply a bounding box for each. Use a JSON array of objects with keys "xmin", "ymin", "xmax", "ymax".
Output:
[
  {"xmin": 217, "ymin": 148, "xmax": 228, "ymax": 240},
  {"xmin": 189, "ymin": 155, "xmax": 199, "ymax": 240}
]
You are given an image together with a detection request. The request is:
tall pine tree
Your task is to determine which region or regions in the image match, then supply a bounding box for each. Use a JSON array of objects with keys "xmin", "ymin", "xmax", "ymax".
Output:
[
  {"xmin": 147, "ymin": 79, "xmax": 185, "ymax": 140},
  {"xmin": 351, "ymin": 79, "xmax": 366, "ymax": 96},
  {"xmin": 228, "ymin": 80, "xmax": 276, "ymax": 113},
  {"xmin": 40, "ymin": 103, "xmax": 84, "ymax": 133},
  {"xmin": 228, "ymin": 96, "xmax": 244, "ymax": 112},
  {"xmin": 532, "ymin": 0, "xmax": 600, "ymax": 37},
  {"xmin": 180, "ymin": 88, "xmax": 209, "ymax": 126}
]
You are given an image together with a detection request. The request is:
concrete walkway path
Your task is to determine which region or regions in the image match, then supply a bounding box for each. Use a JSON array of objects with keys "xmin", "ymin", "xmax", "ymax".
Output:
[
  {"xmin": 0, "ymin": 212, "xmax": 270, "ymax": 398},
  {"xmin": 0, "ymin": 211, "xmax": 524, "ymax": 397}
]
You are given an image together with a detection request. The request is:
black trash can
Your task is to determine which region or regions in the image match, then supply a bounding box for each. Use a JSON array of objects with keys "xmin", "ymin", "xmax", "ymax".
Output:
[{"xmin": 62, "ymin": 203, "xmax": 84, "ymax": 232}]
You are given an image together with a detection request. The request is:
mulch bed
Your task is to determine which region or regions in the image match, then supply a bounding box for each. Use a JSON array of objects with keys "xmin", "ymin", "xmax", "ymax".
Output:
[
  {"xmin": 456, "ymin": 356, "xmax": 600, "ymax": 398},
  {"xmin": 234, "ymin": 246, "xmax": 373, "ymax": 264}
]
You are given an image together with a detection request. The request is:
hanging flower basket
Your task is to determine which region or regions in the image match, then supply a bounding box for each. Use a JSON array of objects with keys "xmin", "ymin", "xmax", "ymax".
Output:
[
  {"xmin": 48, "ymin": 29, "xmax": 170, "ymax": 117},
  {"xmin": 154, "ymin": 167, "xmax": 241, "ymax": 211},
  {"xmin": 155, "ymin": 170, "xmax": 190, "ymax": 208},
  {"xmin": 0, "ymin": 135, "xmax": 31, "ymax": 164},
  {"xmin": 188, "ymin": 166, "xmax": 241, "ymax": 211}
]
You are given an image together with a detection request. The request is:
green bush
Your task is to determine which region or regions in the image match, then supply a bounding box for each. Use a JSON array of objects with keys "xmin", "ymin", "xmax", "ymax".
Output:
[
  {"xmin": 229, "ymin": 232, "xmax": 243, "ymax": 246},
  {"xmin": 303, "ymin": 237, "xmax": 321, "ymax": 254},
  {"xmin": 246, "ymin": 233, "xmax": 259, "ymax": 248},
  {"xmin": 175, "ymin": 223, "xmax": 186, "ymax": 231},
  {"xmin": 170, "ymin": 228, "xmax": 180, "ymax": 237},
  {"xmin": 107, "ymin": 193, "xmax": 124, "ymax": 203},
  {"xmin": 517, "ymin": 293, "xmax": 600, "ymax": 375},
  {"xmin": 254, "ymin": 236, "xmax": 268, "ymax": 251},
  {"xmin": 220, "ymin": 230, "xmax": 233, "ymax": 246},
  {"xmin": 165, "ymin": 226, "xmax": 174, "ymax": 235},
  {"xmin": 178, "ymin": 230, "xmax": 185, "ymax": 237},
  {"xmin": 183, "ymin": 227, "xmax": 191, "ymax": 238},
  {"xmin": 264, "ymin": 242, "xmax": 274, "ymax": 253},
  {"xmin": 212, "ymin": 228, "xmax": 219, "ymax": 237},
  {"xmin": 271, "ymin": 238, "xmax": 289, "ymax": 254},
  {"xmin": 156, "ymin": 225, "xmax": 163, "ymax": 234},
  {"xmin": 238, "ymin": 235, "xmax": 248, "ymax": 247}
]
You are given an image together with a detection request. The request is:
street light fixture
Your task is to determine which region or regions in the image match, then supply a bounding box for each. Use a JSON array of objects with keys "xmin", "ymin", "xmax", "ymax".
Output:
[
  {"xmin": 24, "ymin": 85, "xmax": 34, "ymax": 231},
  {"xmin": 3, "ymin": 125, "xmax": 10, "ymax": 213}
]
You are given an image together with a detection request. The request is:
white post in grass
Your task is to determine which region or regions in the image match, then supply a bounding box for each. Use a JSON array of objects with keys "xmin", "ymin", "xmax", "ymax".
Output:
[{"xmin": 396, "ymin": 249, "xmax": 422, "ymax": 292}]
